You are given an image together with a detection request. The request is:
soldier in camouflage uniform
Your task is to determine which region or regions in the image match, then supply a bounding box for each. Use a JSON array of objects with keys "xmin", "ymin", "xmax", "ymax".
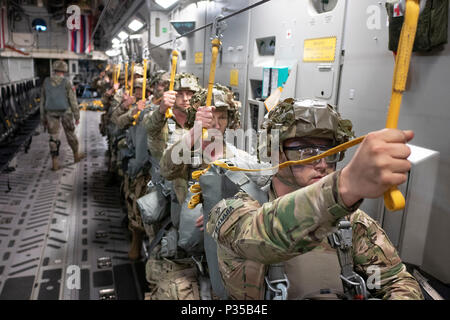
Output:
[
  {"xmin": 159, "ymin": 83, "xmax": 241, "ymax": 205},
  {"xmin": 106, "ymin": 70, "xmax": 132, "ymax": 176},
  {"xmin": 98, "ymin": 68, "xmax": 115, "ymax": 136},
  {"xmin": 148, "ymin": 70, "xmax": 170, "ymax": 107},
  {"xmin": 142, "ymin": 73, "xmax": 206, "ymax": 299},
  {"xmin": 205, "ymin": 98, "xmax": 423, "ymax": 300},
  {"xmin": 40, "ymin": 60, "xmax": 85, "ymax": 171},
  {"xmin": 143, "ymin": 72, "xmax": 193, "ymax": 162},
  {"xmin": 114, "ymin": 78, "xmax": 154, "ymax": 260},
  {"xmin": 145, "ymin": 84, "xmax": 248, "ymax": 300}
]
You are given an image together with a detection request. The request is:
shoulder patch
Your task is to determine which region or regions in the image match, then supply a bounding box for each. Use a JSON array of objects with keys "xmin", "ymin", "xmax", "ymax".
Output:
[{"xmin": 209, "ymin": 197, "xmax": 244, "ymax": 240}]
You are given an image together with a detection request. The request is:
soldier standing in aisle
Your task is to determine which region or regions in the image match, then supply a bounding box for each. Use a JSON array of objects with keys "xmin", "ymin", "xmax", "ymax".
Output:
[{"xmin": 40, "ymin": 60, "xmax": 85, "ymax": 171}]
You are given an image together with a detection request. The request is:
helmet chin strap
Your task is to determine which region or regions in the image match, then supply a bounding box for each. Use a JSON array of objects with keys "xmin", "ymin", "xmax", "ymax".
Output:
[
  {"xmin": 173, "ymin": 104, "xmax": 188, "ymax": 115},
  {"xmin": 275, "ymin": 150, "xmax": 304, "ymax": 191}
]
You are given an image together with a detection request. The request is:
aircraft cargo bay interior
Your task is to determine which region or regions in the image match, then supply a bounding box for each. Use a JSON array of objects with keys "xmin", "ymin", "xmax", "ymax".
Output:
[{"xmin": 0, "ymin": 0, "xmax": 449, "ymax": 302}]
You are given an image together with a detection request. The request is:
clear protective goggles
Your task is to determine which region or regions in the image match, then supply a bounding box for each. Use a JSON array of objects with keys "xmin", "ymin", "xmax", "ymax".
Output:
[{"xmin": 283, "ymin": 145, "xmax": 340, "ymax": 166}]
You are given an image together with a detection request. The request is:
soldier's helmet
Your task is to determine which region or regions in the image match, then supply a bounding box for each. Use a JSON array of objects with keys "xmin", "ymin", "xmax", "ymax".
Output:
[
  {"xmin": 53, "ymin": 60, "xmax": 68, "ymax": 73},
  {"xmin": 133, "ymin": 64, "xmax": 144, "ymax": 77},
  {"xmin": 259, "ymin": 98, "xmax": 354, "ymax": 160},
  {"xmin": 133, "ymin": 78, "xmax": 151, "ymax": 91},
  {"xmin": 150, "ymin": 70, "xmax": 170, "ymax": 87},
  {"xmin": 173, "ymin": 73, "xmax": 200, "ymax": 92},
  {"xmin": 187, "ymin": 83, "xmax": 241, "ymax": 129}
]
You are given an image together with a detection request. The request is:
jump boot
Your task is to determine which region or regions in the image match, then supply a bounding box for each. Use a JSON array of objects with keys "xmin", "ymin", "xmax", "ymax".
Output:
[
  {"xmin": 51, "ymin": 156, "xmax": 59, "ymax": 171},
  {"xmin": 74, "ymin": 150, "xmax": 86, "ymax": 163},
  {"xmin": 128, "ymin": 228, "xmax": 144, "ymax": 261}
]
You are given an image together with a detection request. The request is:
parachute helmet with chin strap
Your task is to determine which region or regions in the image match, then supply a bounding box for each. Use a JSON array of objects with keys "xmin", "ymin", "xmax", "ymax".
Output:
[{"xmin": 259, "ymin": 98, "xmax": 354, "ymax": 161}]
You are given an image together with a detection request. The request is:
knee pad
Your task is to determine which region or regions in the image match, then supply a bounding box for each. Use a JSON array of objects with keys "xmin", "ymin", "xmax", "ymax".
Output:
[{"xmin": 49, "ymin": 137, "xmax": 61, "ymax": 156}]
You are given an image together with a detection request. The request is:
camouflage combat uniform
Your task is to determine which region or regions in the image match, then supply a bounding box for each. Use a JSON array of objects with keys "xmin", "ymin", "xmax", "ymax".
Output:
[
  {"xmin": 40, "ymin": 61, "xmax": 82, "ymax": 169},
  {"xmin": 205, "ymin": 99, "xmax": 423, "ymax": 300},
  {"xmin": 107, "ymin": 88, "xmax": 126, "ymax": 174},
  {"xmin": 159, "ymin": 84, "xmax": 241, "ymax": 204},
  {"xmin": 143, "ymin": 73, "xmax": 208, "ymax": 299},
  {"xmin": 115, "ymin": 78, "xmax": 154, "ymax": 260}
]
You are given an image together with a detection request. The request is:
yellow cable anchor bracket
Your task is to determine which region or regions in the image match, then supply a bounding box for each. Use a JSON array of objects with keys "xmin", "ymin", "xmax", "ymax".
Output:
[{"xmin": 384, "ymin": 0, "xmax": 420, "ymax": 211}]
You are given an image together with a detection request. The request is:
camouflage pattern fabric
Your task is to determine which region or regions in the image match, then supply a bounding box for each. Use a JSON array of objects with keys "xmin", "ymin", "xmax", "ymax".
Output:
[
  {"xmin": 188, "ymin": 84, "xmax": 241, "ymax": 129},
  {"xmin": 142, "ymin": 107, "xmax": 171, "ymax": 162},
  {"xmin": 40, "ymin": 75, "xmax": 80, "ymax": 156},
  {"xmin": 127, "ymin": 171, "xmax": 151, "ymax": 232},
  {"xmin": 146, "ymin": 258, "xmax": 200, "ymax": 300},
  {"xmin": 40, "ymin": 76, "xmax": 80, "ymax": 124},
  {"xmin": 173, "ymin": 73, "xmax": 201, "ymax": 92},
  {"xmin": 259, "ymin": 98, "xmax": 354, "ymax": 160},
  {"xmin": 46, "ymin": 113, "xmax": 79, "ymax": 155},
  {"xmin": 206, "ymin": 170, "xmax": 424, "ymax": 300}
]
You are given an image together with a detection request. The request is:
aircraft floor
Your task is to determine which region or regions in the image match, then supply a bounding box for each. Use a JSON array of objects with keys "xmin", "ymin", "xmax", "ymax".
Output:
[{"xmin": 0, "ymin": 111, "xmax": 147, "ymax": 300}]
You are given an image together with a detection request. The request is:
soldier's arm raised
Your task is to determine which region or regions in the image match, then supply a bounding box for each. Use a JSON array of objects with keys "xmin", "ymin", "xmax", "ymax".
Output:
[
  {"xmin": 143, "ymin": 104, "xmax": 168, "ymax": 136},
  {"xmin": 159, "ymin": 132, "xmax": 190, "ymax": 181},
  {"xmin": 207, "ymin": 170, "xmax": 361, "ymax": 265},
  {"xmin": 116, "ymin": 108, "xmax": 135, "ymax": 130}
]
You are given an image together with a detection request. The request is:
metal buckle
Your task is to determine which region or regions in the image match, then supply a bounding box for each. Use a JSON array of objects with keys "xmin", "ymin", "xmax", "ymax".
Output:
[
  {"xmin": 99, "ymin": 288, "xmax": 116, "ymax": 300},
  {"xmin": 191, "ymin": 255, "xmax": 205, "ymax": 275},
  {"xmin": 97, "ymin": 257, "xmax": 112, "ymax": 269},
  {"xmin": 157, "ymin": 181, "xmax": 171, "ymax": 197},
  {"xmin": 264, "ymin": 275, "xmax": 290, "ymax": 300},
  {"xmin": 211, "ymin": 14, "xmax": 226, "ymax": 40},
  {"xmin": 340, "ymin": 272, "xmax": 367, "ymax": 300},
  {"xmin": 329, "ymin": 220, "xmax": 352, "ymax": 250}
]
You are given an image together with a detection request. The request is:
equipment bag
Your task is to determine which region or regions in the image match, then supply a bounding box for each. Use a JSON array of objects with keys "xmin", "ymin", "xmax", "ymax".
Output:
[
  {"xmin": 178, "ymin": 189, "xmax": 204, "ymax": 254},
  {"xmin": 386, "ymin": 0, "xmax": 448, "ymax": 52},
  {"xmin": 137, "ymin": 186, "xmax": 169, "ymax": 225}
]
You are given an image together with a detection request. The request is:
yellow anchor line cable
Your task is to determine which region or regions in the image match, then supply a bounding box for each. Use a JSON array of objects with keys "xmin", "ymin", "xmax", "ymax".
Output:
[
  {"xmin": 166, "ymin": 50, "xmax": 179, "ymax": 119},
  {"xmin": 132, "ymin": 59, "xmax": 148, "ymax": 126},
  {"xmin": 383, "ymin": 0, "xmax": 420, "ymax": 211}
]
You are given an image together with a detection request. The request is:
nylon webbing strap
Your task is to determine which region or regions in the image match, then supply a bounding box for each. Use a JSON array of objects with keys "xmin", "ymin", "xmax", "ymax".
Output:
[
  {"xmin": 148, "ymin": 155, "xmax": 171, "ymax": 197},
  {"xmin": 224, "ymin": 170, "xmax": 268, "ymax": 205},
  {"xmin": 328, "ymin": 219, "xmax": 367, "ymax": 300},
  {"xmin": 147, "ymin": 216, "xmax": 172, "ymax": 254},
  {"xmin": 265, "ymin": 263, "xmax": 290, "ymax": 300}
]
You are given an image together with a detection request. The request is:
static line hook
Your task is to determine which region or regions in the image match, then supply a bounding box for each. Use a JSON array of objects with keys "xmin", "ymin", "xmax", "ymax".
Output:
[{"xmin": 211, "ymin": 14, "xmax": 225, "ymax": 40}]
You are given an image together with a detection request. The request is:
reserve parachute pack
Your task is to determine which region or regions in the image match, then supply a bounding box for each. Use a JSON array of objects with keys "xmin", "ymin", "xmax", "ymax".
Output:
[
  {"xmin": 386, "ymin": 0, "xmax": 448, "ymax": 52},
  {"xmin": 44, "ymin": 78, "xmax": 70, "ymax": 112},
  {"xmin": 137, "ymin": 153, "xmax": 171, "ymax": 226},
  {"xmin": 127, "ymin": 108, "xmax": 152, "ymax": 179},
  {"xmin": 178, "ymin": 186, "xmax": 204, "ymax": 254}
]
